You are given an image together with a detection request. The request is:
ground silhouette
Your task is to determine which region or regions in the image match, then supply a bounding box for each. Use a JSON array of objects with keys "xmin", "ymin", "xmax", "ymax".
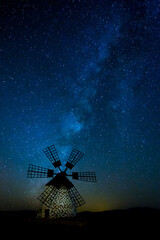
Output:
[{"xmin": 0, "ymin": 207, "xmax": 159, "ymax": 237}]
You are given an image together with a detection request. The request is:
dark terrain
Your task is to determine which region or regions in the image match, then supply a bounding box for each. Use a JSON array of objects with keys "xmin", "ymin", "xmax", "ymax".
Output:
[{"xmin": 0, "ymin": 208, "xmax": 159, "ymax": 236}]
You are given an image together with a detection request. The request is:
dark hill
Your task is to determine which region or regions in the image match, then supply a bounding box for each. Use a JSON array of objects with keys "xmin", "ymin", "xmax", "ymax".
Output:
[{"xmin": 0, "ymin": 208, "xmax": 159, "ymax": 236}]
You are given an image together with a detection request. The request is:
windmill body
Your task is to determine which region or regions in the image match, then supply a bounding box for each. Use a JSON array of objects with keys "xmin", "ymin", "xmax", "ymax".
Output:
[{"xmin": 27, "ymin": 144, "xmax": 97, "ymax": 218}]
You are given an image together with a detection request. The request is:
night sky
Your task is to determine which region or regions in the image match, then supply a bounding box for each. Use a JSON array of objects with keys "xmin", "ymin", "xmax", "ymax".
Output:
[{"xmin": 0, "ymin": 0, "xmax": 160, "ymax": 212}]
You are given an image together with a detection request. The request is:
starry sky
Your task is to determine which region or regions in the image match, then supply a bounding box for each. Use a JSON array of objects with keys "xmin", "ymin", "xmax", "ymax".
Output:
[{"xmin": 0, "ymin": 0, "xmax": 160, "ymax": 212}]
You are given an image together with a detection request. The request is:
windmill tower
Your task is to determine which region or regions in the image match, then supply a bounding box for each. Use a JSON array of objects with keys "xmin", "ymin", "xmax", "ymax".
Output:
[{"xmin": 27, "ymin": 144, "xmax": 97, "ymax": 218}]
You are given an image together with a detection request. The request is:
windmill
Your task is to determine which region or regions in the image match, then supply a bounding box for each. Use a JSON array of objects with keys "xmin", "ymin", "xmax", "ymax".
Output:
[{"xmin": 27, "ymin": 144, "xmax": 97, "ymax": 218}]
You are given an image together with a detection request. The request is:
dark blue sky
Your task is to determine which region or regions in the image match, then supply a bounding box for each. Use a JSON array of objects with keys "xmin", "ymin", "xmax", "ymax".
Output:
[{"xmin": 0, "ymin": 0, "xmax": 160, "ymax": 212}]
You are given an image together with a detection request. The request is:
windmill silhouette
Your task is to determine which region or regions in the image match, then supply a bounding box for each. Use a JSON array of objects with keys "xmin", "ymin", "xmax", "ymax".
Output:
[{"xmin": 27, "ymin": 144, "xmax": 97, "ymax": 218}]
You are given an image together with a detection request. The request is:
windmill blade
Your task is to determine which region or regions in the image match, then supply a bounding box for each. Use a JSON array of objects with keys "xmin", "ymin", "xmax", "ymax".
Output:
[
  {"xmin": 65, "ymin": 149, "xmax": 84, "ymax": 170},
  {"xmin": 38, "ymin": 185, "xmax": 58, "ymax": 207},
  {"xmin": 68, "ymin": 186, "xmax": 85, "ymax": 208},
  {"xmin": 43, "ymin": 144, "xmax": 62, "ymax": 169},
  {"xmin": 72, "ymin": 171, "xmax": 97, "ymax": 183},
  {"xmin": 27, "ymin": 164, "xmax": 54, "ymax": 178}
]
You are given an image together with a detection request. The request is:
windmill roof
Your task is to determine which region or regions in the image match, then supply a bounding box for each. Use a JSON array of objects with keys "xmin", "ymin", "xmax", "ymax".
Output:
[{"xmin": 46, "ymin": 172, "xmax": 73, "ymax": 189}]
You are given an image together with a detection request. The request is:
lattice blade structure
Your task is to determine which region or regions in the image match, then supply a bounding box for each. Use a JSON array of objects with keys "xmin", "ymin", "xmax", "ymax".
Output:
[
  {"xmin": 38, "ymin": 185, "xmax": 58, "ymax": 207},
  {"xmin": 43, "ymin": 144, "xmax": 61, "ymax": 169},
  {"xmin": 65, "ymin": 149, "xmax": 84, "ymax": 170},
  {"xmin": 27, "ymin": 164, "xmax": 54, "ymax": 178},
  {"xmin": 72, "ymin": 172, "xmax": 97, "ymax": 182},
  {"xmin": 68, "ymin": 186, "xmax": 85, "ymax": 208}
]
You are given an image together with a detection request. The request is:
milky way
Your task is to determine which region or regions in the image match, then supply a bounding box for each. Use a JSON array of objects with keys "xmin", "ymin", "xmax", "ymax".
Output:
[{"xmin": 0, "ymin": 0, "xmax": 160, "ymax": 211}]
